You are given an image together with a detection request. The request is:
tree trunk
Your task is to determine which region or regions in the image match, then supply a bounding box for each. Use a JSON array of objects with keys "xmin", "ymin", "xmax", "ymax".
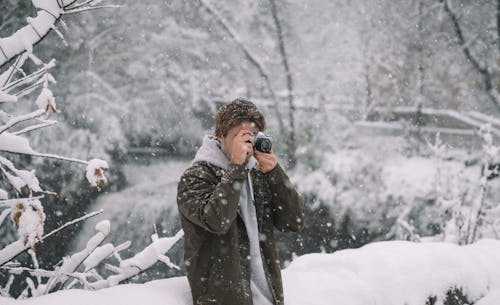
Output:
[{"xmin": 269, "ymin": 0, "xmax": 297, "ymax": 168}]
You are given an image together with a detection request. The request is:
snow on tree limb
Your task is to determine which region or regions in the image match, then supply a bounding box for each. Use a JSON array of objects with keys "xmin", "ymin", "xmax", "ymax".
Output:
[
  {"xmin": 0, "ymin": 240, "xmax": 26, "ymax": 269},
  {"xmin": 88, "ymin": 229, "xmax": 184, "ymax": 289},
  {"xmin": 44, "ymin": 220, "xmax": 111, "ymax": 293},
  {"xmin": 82, "ymin": 241, "xmax": 130, "ymax": 272},
  {"xmin": 0, "ymin": 91, "xmax": 17, "ymax": 103},
  {"xmin": 0, "ymin": 110, "xmax": 46, "ymax": 135},
  {"xmin": 0, "ymin": 1, "xmax": 62, "ymax": 69},
  {"xmin": 0, "ymin": 209, "xmax": 103, "ymax": 267},
  {"xmin": 0, "ymin": 0, "xmax": 116, "ymax": 69},
  {"xmin": 0, "ymin": 196, "xmax": 45, "ymax": 208},
  {"xmin": 0, "ymin": 208, "xmax": 12, "ymax": 228},
  {"xmin": 86, "ymin": 159, "xmax": 109, "ymax": 190},
  {"xmin": 0, "ymin": 156, "xmax": 43, "ymax": 193},
  {"xmin": 62, "ymin": 4, "xmax": 124, "ymax": 15},
  {"xmin": 12, "ymin": 120, "xmax": 57, "ymax": 136},
  {"xmin": 0, "ymin": 1, "xmax": 118, "ymax": 298}
]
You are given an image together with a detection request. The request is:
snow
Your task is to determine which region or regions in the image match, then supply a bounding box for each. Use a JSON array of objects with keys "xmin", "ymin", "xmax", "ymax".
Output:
[
  {"xmin": 82, "ymin": 243, "xmax": 115, "ymax": 272},
  {"xmin": 85, "ymin": 159, "xmax": 109, "ymax": 189},
  {"xmin": 13, "ymin": 199, "xmax": 46, "ymax": 248},
  {"xmin": 2, "ymin": 239, "xmax": 499, "ymax": 304},
  {"xmin": 35, "ymin": 88, "xmax": 56, "ymax": 114},
  {"xmin": 0, "ymin": 90, "xmax": 17, "ymax": 103},
  {"xmin": 3, "ymin": 171, "xmax": 26, "ymax": 193},
  {"xmin": 0, "ymin": 188, "xmax": 7, "ymax": 199},
  {"xmin": 382, "ymin": 157, "xmax": 440, "ymax": 203},
  {"xmin": 95, "ymin": 219, "xmax": 111, "ymax": 235},
  {"xmin": 0, "ymin": 156, "xmax": 43, "ymax": 193},
  {"xmin": 0, "ymin": 0, "xmax": 61, "ymax": 66},
  {"xmin": 0, "ymin": 133, "xmax": 36, "ymax": 155},
  {"xmin": 16, "ymin": 170, "xmax": 42, "ymax": 193},
  {"xmin": 0, "ymin": 239, "xmax": 27, "ymax": 266},
  {"xmin": 119, "ymin": 230, "xmax": 183, "ymax": 271}
]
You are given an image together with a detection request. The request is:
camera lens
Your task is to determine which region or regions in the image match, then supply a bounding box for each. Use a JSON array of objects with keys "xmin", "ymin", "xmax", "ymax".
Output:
[{"xmin": 259, "ymin": 139, "xmax": 272, "ymax": 153}]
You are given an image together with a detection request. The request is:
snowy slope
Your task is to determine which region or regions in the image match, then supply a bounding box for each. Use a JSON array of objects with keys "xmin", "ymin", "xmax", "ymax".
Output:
[{"xmin": 2, "ymin": 239, "xmax": 499, "ymax": 305}]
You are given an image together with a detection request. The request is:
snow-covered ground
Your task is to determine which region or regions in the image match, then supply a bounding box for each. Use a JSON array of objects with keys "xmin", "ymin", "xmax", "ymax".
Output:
[{"xmin": 3, "ymin": 239, "xmax": 499, "ymax": 305}]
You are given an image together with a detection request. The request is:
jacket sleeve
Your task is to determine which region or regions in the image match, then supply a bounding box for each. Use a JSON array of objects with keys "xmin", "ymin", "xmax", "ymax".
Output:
[
  {"xmin": 177, "ymin": 162, "xmax": 247, "ymax": 234},
  {"xmin": 265, "ymin": 163, "xmax": 305, "ymax": 232}
]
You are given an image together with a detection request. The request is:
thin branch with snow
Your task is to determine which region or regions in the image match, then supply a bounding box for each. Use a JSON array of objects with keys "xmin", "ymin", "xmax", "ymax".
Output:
[{"xmin": 88, "ymin": 230, "xmax": 184, "ymax": 290}]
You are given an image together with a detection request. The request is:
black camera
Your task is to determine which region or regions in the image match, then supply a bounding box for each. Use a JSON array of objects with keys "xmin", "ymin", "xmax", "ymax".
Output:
[{"xmin": 253, "ymin": 132, "xmax": 272, "ymax": 153}]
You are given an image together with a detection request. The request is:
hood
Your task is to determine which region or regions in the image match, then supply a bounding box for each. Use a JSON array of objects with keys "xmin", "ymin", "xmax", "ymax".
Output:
[{"xmin": 192, "ymin": 135, "xmax": 256, "ymax": 171}]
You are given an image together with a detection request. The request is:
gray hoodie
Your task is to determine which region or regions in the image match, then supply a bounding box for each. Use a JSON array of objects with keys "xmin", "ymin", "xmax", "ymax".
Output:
[{"xmin": 192, "ymin": 135, "xmax": 274, "ymax": 305}]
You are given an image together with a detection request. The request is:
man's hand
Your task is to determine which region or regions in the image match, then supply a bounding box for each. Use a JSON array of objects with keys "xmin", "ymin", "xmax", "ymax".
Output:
[
  {"xmin": 254, "ymin": 149, "xmax": 278, "ymax": 173},
  {"xmin": 230, "ymin": 130, "xmax": 254, "ymax": 165}
]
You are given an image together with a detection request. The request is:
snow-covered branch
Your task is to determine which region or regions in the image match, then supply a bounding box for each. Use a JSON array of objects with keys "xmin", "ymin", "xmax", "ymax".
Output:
[
  {"xmin": 1, "ymin": 219, "xmax": 183, "ymax": 297},
  {"xmin": 44, "ymin": 220, "xmax": 111, "ymax": 293},
  {"xmin": 88, "ymin": 229, "xmax": 184, "ymax": 290},
  {"xmin": 12, "ymin": 119, "xmax": 57, "ymax": 136},
  {"xmin": 0, "ymin": 110, "xmax": 45, "ymax": 134},
  {"xmin": 0, "ymin": 210, "xmax": 104, "ymax": 267},
  {"xmin": 0, "ymin": 0, "xmax": 121, "ymax": 299},
  {"xmin": 0, "ymin": 0, "xmax": 116, "ymax": 68}
]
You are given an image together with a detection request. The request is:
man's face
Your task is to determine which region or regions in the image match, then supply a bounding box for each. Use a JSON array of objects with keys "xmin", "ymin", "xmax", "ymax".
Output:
[{"xmin": 219, "ymin": 121, "xmax": 260, "ymax": 160}]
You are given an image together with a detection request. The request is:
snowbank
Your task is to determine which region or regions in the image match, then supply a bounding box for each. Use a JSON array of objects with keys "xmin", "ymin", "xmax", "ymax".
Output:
[{"xmin": 2, "ymin": 239, "xmax": 499, "ymax": 305}]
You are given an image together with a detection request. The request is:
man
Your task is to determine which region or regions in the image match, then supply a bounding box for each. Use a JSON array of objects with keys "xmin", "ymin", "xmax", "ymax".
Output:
[{"xmin": 177, "ymin": 98, "xmax": 305, "ymax": 305}]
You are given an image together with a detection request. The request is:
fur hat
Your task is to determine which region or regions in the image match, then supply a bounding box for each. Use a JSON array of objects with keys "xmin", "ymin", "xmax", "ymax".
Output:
[{"xmin": 215, "ymin": 98, "xmax": 265, "ymax": 137}]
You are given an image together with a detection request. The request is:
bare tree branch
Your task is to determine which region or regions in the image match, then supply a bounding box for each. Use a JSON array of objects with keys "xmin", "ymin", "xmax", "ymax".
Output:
[
  {"xmin": 497, "ymin": 0, "xmax": 500, "ymax": 52},
  {"xmin": 269, "ymin": 0, "xmax": 297, "ymax": 167},
  {"xmin": 42, "ymin": 210, "xmax": 104, "ymax": 243},
  {"xmin": 62, "ymin": 5, "xmax": 124, "ymax": 15},
  {"xmin": 441, "ymin": 0, "xmax": 500, "ymax": 113}
]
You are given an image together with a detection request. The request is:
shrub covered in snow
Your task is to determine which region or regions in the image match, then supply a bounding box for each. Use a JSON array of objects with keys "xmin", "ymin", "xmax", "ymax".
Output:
[{"xmin": 290, "ymin": 125, "xmax": 500, "ymax": 255}]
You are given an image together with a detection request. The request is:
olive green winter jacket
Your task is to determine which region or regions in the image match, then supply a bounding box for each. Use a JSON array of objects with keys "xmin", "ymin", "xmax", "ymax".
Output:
[{"xmin": 177, "ymin": 158, "xmax": 305, "ymax": 305}]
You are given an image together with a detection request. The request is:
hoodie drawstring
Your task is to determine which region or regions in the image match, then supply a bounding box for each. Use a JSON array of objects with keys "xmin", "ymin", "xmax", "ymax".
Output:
[{"xmin": 247, "ymin": 171, "xmax": 255, "ymax": 202}]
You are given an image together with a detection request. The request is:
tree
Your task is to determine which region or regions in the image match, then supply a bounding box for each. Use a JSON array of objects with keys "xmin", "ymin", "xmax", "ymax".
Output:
[
  {"xmin": 196, "ymin": 0, "xmax": 300, "ymax": 167},
  {"xmin": 439, "ymin": 0, "xmax": 500, "ymax": 114},
  {"xmin": 0, "ymin": 0, "xmax": 114, "ymax": 297}
]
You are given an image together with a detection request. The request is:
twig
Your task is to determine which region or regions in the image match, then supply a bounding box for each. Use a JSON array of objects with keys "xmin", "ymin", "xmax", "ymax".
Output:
[
  {"xmin": 3, "ymin": 63, "xmax": 50, "ymax": 92},
  {"xmin": 0, "ymin": 150, "xmax": 88, "ymax": 166},
  {"xmin": 12, "ymin": 120, "xmax": 58, "ymax": 136},
  {"xmin": 42, "ymin": 210, "xmax": 104, "ymax": 241},
  {"xmin": 63, "ymin": 5, "xmax": 124, "ymax": 15},
  {"xmin": 65, "ymin": 0, "xmax": 99, "ymax": 11},
  {"xmin": 0, "ymin": 110, "xmax": 45, "ymax": 134},
  {"xmin": 0, "ymin": 196, "xmax": 45, "ymax": 207}
]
